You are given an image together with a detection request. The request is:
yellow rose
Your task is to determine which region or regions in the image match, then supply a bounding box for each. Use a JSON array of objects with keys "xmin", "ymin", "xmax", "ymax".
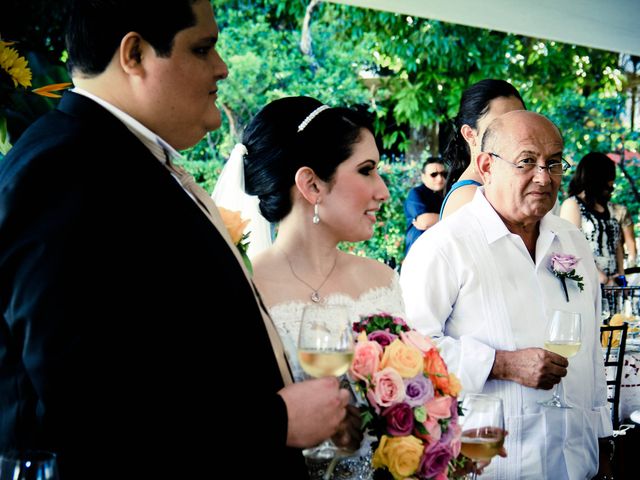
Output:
[
  {"xmin": 380, "ymin": 339, "xmax": 423, "ymax": 378},
  {"xmin": 372, "ymin": 435, "xmax": 390, "ymax": 470},
  {"xmin": 377, "ymin": 435, "xmax": 424, "ymax": 480},
  {"xmin": 217, "ymin": 206, "xmax": 250, "ymax": 245}
]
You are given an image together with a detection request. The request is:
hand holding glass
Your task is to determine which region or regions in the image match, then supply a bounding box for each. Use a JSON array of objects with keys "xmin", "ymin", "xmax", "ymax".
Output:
[
  {"xmin": 297, "ymin": 304, "xmax": 354, "ymax": 460},
  {"xmin": 539, "ymin": 310, "xmax": 582, "ymax": 408},
  {"xmin": 459, "ymin": 394, "xmax": 505, "ymax": 480}
]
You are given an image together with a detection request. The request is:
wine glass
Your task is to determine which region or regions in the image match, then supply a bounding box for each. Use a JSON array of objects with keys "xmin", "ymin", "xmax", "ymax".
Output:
[
  {"xmin": 459, "ymin": 394, "xmax": 505, "ymax": 480},
  {"xmin": 0, "ymin": 450, "xmax": 59, "ymax": 480},
  {"xmin": 297, "ymin": 303, "xmax": 354, "ymax": 461},
  {"xmin": 538, "ymin": 310, "xmax": 582, "ymax": 408}
]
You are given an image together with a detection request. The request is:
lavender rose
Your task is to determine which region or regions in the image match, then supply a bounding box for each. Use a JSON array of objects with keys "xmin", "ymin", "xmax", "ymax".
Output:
[
  {"xmin": 550, "ymin": 252, "xmax": 580, "ymax": 273},
  {"xmin": 404, "ymin": 375, "xmax": 435, "ymax": 407},
  {"xmin": 418, "ymin": 441, "xmax": 453, "ymax": 479},
  {"xmin": 449, "ymin": 395, "xmax": 459, "ymax": 423},
  {"xmin": 368, "ymin": 330, "xmax": 398, "ymax": 347},
  {"xmin": 382, "ymin": 402, "xmax": 414, "ymax": 436}
]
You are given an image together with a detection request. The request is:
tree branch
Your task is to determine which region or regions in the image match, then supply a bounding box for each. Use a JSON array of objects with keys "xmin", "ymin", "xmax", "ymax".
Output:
[{"xmin": 300, "ymin": 0, "xmax": 320, "ymax": 68}]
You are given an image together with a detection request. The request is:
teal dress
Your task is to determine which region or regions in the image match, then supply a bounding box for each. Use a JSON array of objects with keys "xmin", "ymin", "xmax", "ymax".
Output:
[{"xmin": 439, "ymin": 179, "xmax": 481, "ymax": 219}]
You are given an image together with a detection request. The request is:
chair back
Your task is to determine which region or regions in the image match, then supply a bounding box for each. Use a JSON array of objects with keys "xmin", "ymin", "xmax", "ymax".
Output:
[{"xmin": 601, "ymin": 322, "xmax": 629, "ymax": 429}]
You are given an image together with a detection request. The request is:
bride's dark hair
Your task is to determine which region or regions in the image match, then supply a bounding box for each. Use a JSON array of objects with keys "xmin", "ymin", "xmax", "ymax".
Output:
[{"xmin": 243, "ymin": 96, "xmax": 376, "ymax": 222}]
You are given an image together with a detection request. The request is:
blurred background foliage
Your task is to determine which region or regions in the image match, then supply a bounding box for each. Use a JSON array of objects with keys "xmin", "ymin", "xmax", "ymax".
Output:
[{"xmin": 1, "ymin": 0, "xmax": 638, "ymax": 264}]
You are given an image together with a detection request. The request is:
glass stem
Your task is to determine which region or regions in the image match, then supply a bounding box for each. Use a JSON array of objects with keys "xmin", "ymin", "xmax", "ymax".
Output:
[{"xmin": 552, "ymin": 381, "xmax": 561, "ymax": 402}]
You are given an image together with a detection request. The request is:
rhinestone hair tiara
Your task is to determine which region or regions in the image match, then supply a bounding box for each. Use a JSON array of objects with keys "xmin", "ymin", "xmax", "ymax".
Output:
[{"xmin": 297, "ymin": 105, "xmax": 330, "ymax": 133}]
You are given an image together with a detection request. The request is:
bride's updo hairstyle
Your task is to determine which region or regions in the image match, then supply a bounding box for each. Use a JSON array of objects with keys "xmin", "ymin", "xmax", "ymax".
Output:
[{"xmin": 243, "ymin": 96, "xmax": 376, "ymax": 223}]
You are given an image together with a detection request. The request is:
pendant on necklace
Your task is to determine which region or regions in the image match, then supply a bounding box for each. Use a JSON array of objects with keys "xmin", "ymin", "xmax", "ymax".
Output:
[{"xmin": 311, "ymin": 291, "xmax": 321, "ymax": 303}]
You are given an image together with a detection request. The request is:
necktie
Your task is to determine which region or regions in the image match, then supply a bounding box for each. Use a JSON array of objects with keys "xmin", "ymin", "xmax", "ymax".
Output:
[{"xmin": 165, "ymin": 158, "xmax": 293, "ymax": 385}]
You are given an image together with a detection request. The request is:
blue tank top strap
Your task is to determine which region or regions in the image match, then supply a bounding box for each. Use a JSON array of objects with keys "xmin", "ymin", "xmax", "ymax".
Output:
[{"xmin": 439, "ymin": 179, "xmax": 482, "ymax": 219}]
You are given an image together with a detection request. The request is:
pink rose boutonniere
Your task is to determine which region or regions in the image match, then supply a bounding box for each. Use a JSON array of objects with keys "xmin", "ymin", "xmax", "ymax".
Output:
[
  {"xmin": 218, "ymin": 206, "xmax": 252, "ymax": 274},
  {"xmin": 350, "ymin": 313, "xmax": 463, "ymax": 480},
  {"xmin": 549, "ymin": 252, "xmax": 584, "ymax": 302}
]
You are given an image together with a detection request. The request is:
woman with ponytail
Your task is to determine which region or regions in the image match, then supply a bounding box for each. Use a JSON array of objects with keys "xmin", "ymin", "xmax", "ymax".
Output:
[{"xmin": 440, "ymin": 79, "xmax": 525, "ymax": 218}]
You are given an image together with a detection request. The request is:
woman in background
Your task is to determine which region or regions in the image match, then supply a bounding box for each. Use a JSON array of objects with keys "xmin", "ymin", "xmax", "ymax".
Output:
[
  {"xmin": 440, "ymin": 79, "xmax": 525, "ymax": 218},
  {"xmin": 560, "ymin": 152, "xmax": 625, "ymax": 285}
]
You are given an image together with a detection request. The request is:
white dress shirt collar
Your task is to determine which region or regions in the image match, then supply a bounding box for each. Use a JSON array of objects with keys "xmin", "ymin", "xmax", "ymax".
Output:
[
  {"xmin": 469, "ymin": 188, "xmax": 578, "ymax": 269},
  {"xmin": 469, "ymin": 187, "xmax": 512, "ymax": 245}
]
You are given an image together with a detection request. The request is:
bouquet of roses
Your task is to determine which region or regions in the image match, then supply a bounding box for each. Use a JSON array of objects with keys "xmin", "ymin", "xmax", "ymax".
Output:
[{"xmin": 350, "ymin": 313, "xmax": 463, "ymax": 480}]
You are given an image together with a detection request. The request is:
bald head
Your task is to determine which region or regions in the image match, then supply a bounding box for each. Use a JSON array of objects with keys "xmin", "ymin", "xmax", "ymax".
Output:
[
  {"xmin": 477, "ymin": 110, "xmax": 564, "ymax": 229},
  {"xmin": 481, "ymin": 111, "xmax": 562, "ymax": 154}
]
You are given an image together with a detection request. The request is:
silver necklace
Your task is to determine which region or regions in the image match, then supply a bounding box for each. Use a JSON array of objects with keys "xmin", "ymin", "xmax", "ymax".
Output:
[{"xmin": 280, "ymin": 248, "xmax": 338, "ymax": 303}]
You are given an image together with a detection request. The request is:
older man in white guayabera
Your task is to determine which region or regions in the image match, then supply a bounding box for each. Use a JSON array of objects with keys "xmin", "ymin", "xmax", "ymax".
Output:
[{"xmin": 400, "ymin": 110, "xmax": 613, "ymax": 480}]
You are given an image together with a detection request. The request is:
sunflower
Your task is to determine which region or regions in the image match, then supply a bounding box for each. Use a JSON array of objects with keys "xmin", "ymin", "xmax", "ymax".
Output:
[{"xmin": 0, "ymin": 42, "xmax": 32, "ymax": 88}]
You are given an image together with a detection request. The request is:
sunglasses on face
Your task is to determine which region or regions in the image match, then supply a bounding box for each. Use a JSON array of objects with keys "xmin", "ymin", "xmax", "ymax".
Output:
[{"xmin": 428, "ymin": 171, "xmax": 447, "ymax": 178}]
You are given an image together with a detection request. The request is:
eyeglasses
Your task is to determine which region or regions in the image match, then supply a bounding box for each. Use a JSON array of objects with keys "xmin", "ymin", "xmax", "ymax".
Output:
[
  {"xmin": 489, "ymin": 152, "xmax": 569, "ymax": 176},
  {"xmin": 428, "ymin": 171, "xmax": 447, "ymax": 178}
]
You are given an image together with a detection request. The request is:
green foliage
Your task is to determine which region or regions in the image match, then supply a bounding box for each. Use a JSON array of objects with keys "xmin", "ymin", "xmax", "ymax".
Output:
[
  {"xmin": 1, "ymin": 51, "xmax": 70, "ymax": 143},
  {"xmin": 203, "ymin": 0, "xmax": 371, "ymax": 162},
  {"xmin": 194, "ymin": 0, "xmax": 637, "ymax": 264},
  {"xmin": 4, "ymin": 0, "xmax": 637, "ymax": 263},
  {"xmin": 546, "ymin": 89, "xmax": 640, "ymax": 222},
  {"xmin": 329, "ymin": 7, "xmax": 622, "ymax": 155}
]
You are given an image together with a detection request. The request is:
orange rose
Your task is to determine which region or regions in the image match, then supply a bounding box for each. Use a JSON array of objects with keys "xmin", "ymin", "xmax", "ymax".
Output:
[
  {"xmin": 443, "ymin": 373, "xmax": 462, "ymax": 397},
  {"xmin": 424, "ymin": 349, "xmax": 450, "ymax": 394},
  {"xmin": 218, "ymin": 206, "xmax": 250, "ymax": 245}
]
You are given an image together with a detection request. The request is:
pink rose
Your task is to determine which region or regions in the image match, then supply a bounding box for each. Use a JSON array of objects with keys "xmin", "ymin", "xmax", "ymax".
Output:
[
  {"xmin": 550, "ymin": 252, "xmax": 580, "ymax": 273},
  {"xmin": 416, "ymin": 415, "xmax": 441, "ymax": 444},
  {"xmin": 426, "ymin": 396, "xmax": 452, "ymax": 420},
  {"xmin": 440, "ymin": 422, "xmax": 462, "ymax": 457},
  {"xmin": 350, "ymin": 340, "xmax": 383, "ymax": 383},
  {"xmin": 400, "ymin": 330, "xmax": 436, "ymax": 353},
  {"xmin": 372, "ymin": 367, "xmax": 406, "ymax": 407}
]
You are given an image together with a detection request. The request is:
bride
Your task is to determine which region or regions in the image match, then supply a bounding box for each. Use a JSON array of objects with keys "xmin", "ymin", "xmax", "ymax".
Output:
[{"xmin": 214, "ymin": 96, "xmax": 405, "ymax": 479}]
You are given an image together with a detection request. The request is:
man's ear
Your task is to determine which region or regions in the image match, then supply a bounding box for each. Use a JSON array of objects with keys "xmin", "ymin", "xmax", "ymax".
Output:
[
  {"xmin": 461, "ymin": 124, "xmax": 477, "ymax": 147},
  {"xmin": 294, "ymin": 166, "xmax": 321, "ymax": 204},
  {"xmin": 120, "ymin": 33, "xmax": 146, "ymax": 74},
  {"xmin": 476, "ymin": 152, "xmax": 493, "ymax": 184}
]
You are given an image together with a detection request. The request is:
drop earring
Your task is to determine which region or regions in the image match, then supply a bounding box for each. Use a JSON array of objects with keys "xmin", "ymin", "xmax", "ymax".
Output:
[{"xmin": 313, "ymin": 202, "xmax": 320, "ymax": 224}]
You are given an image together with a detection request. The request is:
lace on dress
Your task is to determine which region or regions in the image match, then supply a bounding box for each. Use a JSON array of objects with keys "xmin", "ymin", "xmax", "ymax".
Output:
[{"xmin": 269, "ymin": 274, "xmax": 405, "ymax": 480}]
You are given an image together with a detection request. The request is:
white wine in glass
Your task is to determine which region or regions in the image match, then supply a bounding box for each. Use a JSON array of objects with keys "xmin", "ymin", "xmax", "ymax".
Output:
[
  {"xmin": 297, "ymin": 304, "xmax": 354, "ymax": 461},
  {"xmin": 539, "ymin": 310, "xmax": 582, "ymax": 409},
  {"xmin": 459, "ymin": 394, "xmax": 505, "ymax": 480}
]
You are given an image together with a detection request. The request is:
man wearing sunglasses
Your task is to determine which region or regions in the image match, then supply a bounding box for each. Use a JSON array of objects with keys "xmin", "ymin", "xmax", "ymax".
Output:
[
  {"xmin": 403, "ymin": 156, "xmax": 447, "ymax": 254},
  {"xmin": 401, "ymin": 111, "xmax": 612, "ymax": 479}
]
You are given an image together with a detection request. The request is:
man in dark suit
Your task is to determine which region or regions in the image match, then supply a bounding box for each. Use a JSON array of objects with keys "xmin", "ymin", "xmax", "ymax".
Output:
[
  {"xmin": 0, "ymin": 1, "xmax": 350, "ymax": 478},
  {"xmin": 403, "ymin": 156, "xmax": 446, "ymax": 254}
]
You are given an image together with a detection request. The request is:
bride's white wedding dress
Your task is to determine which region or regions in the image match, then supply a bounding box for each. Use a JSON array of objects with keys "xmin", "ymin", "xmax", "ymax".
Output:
[{"xmin": 270, "ymin": 274, "xmax": 405, "ymax": 480}]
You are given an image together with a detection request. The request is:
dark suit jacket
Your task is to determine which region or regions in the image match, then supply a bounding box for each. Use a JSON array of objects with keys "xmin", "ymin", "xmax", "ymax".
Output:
[{"xmin": 0, "ymin": 92, "xmax": 307, "ymax": 478}]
